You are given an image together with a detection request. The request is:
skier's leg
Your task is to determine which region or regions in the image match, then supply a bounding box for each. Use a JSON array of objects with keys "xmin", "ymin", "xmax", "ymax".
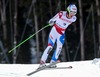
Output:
[
  {"xmin": 40, "ymin": 45, "xmax": 53, "ymax": 63},
  {"xmin": 39, "ymin": 38, "xmax": 54, "ymax": 68},
  {"xmin": 38, "ymin": 45, "xmax": 53, "ymax": 68},
  {"xmin": 50, "ymin": 34, "xmax": 65, "ymax": 64},
  {"xmin": 40, "ymin": 27, "xmax": 57, "ymax": 64}
]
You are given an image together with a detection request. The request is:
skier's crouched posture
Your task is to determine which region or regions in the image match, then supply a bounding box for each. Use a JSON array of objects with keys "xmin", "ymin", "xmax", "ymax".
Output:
[{"xmin": 38, "ymin": 4, "xmax": 77, "ymax": 68}]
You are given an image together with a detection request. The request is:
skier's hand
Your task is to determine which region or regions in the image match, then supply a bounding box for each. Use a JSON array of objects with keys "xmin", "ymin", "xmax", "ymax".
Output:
[{"xmin": 49, "ymin": 21, "xmax": 56, "ymax": 26}]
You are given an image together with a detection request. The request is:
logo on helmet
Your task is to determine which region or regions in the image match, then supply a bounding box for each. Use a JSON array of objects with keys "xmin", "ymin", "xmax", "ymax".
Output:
[{"xmin": 72, "ymin": 8, "xmax": 77, "ymax": 10}]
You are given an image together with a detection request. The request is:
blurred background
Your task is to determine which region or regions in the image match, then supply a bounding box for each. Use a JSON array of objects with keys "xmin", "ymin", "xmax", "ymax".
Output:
[{"xmin": 0, "ymin": 0, "xmax": 100, "ymax": 64}]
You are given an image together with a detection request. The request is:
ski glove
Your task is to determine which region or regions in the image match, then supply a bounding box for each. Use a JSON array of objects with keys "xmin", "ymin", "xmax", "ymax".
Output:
[{"xmin": 49, "ymin": 20, "xmax": 56, "ymax": 26}]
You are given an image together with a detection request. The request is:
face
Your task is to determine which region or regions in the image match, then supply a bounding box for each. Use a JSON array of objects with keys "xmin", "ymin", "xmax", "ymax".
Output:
[{"xmin": 67, "ymin": 12, "xmax": 76, "ymax": 18}]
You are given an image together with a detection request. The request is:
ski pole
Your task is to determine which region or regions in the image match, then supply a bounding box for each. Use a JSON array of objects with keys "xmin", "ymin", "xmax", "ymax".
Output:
[{"xmin": 8, "ymin": 24, "xmax": 50, "ymax": 53}]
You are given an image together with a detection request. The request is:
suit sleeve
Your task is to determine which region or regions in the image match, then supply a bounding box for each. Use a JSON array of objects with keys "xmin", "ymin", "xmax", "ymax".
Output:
[
  {"xmin": 73, "ymin": 16, "xmax": 77, "ymax": 22},
  {"xmin": 49, "ymin": 11, "xmax": 63, "ymax": 23}
]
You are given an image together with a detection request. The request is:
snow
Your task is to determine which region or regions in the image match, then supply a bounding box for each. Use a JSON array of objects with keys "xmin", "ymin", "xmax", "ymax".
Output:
[{"xmin": 0, "ymin": 60, "xmax": 100, "ymax": 77}]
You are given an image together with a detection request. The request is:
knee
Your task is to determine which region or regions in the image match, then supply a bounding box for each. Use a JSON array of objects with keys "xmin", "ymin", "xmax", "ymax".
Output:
[
  {"xmin": 48, "ymin": 45, "xmax": 53, "ymax": 51},
  {"xmin": 48, "ymin": 38, "xmax": 54, "ymax": 47},
  {"xmin": 46, "ymin": 46, "xmax": 53, "ymax": 54}
]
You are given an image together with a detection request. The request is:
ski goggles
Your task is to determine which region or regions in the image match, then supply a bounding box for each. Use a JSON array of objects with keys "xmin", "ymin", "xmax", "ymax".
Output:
[{"xmin": 69, "ymin": 11, "xmax": 77, "ymax": 15}]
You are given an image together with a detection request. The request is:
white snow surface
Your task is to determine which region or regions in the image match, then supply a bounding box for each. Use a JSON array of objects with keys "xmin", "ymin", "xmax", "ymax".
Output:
[{"xmin": 0, "ymin": 60, "xmax": 100, "ymax": 77}]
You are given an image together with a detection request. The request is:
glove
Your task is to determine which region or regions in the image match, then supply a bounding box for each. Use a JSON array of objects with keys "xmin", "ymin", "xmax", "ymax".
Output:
[{"xmin": 48, "ymin": 20, "xmax": 56, "ymax": 26}]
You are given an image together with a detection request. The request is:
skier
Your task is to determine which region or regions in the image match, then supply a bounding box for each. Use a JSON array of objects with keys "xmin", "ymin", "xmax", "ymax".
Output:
[{"xmin": 39, "ymin": 4, "xmax": 77, "ymax": 68}]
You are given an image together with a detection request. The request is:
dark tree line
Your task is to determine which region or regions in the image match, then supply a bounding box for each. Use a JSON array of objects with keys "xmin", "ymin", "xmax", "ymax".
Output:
[{"xmin": 0, "ymin": 0, "xmax": 100, "ymax": 64}]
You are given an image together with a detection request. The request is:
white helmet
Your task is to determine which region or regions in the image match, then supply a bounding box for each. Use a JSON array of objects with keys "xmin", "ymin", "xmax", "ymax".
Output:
[{"xmin": 67, "ymin": 4, "xmax": 77, "ymax": 15}]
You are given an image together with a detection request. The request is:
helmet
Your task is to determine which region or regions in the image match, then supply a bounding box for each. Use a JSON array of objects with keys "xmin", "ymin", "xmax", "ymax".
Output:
[{"xmin": 67, "ymin": 4, "xmax": 77, "ymax": 15}]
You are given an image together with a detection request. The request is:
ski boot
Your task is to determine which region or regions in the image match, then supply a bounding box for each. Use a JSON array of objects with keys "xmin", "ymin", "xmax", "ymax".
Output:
[
  {"xmin": 37, "ymin": 60, "xmax": 46, "ymax": 69},
  {"xmin": 48, "ymin": 60, "xmax": 58, "ymax": 68}
]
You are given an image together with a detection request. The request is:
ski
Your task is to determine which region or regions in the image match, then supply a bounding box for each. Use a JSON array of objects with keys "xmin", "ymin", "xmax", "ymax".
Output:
[
  {"xmin": 45, "ymin": 66, "xmax": 72, "ymax": 70},
  {"xmin": 27, "ymin": 61, "xmax": 59, "ymax": 76}
]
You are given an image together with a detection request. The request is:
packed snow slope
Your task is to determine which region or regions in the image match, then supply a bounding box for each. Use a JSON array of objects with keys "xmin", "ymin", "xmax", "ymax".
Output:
[{"xmin": 0, "ymin": 59, "xmax": 100, "ymax": 77}]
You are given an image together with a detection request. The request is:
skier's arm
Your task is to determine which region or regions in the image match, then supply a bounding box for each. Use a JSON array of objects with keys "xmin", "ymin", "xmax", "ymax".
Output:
[
  {"xmin": 48, "ymin": 13, "xmax": 59, "ymax": 26},
  {"xmin": 73, "ymin": 16, "xmax": 77, "ymax": 22},
  {"xmin": 48, "ymin": 11, "xmax": 63, "ymax": 26}
]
